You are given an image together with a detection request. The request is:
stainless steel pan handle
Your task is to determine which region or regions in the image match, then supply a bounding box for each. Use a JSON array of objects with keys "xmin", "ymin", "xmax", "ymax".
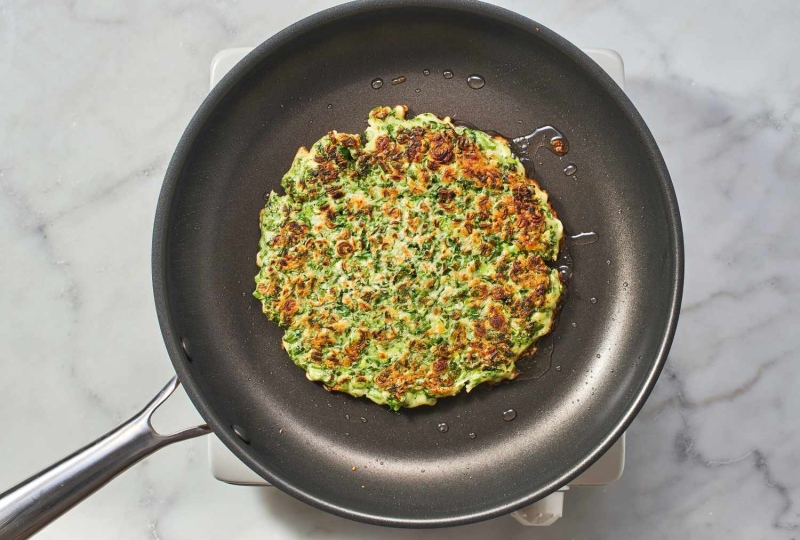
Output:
[{"xmin": 0, "ymin": 377, "xmax": 210, "ymax": 540}]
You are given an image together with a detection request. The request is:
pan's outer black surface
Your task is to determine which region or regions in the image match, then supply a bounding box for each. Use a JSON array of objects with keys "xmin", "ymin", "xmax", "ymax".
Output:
[{"xmin": 153, "ymin": 0, "xmax": 683, "ymax": 527}]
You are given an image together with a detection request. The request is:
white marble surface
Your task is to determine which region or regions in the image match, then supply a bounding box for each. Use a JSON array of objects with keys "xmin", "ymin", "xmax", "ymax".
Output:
[{"xmin": 1, "ymin": 0, "xmax": 798, "ymax": 538}]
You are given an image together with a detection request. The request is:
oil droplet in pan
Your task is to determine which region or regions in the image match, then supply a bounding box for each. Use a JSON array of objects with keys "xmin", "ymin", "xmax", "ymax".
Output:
[
  {"xmin": 437, "ymin": 423, "xmax": 449, "ymax": 433},
  {"xmin": 502, "ymin": 409, "xmax": 517, "ymax": 421},
  {"xmin": 466, "ymin": 74, "xmax": 485, "ymax": 89},
  {"xmin": 371, "ymin": 78, "xmax": 384, "ymax": 89},
  {"xmin": 423, "ymin": 69, "xmax": 431, "ymax": 76},
  {"xmin": 443, "ymin": 70, "xmax": 454, "ymax": 79},
  {"xmin": 564, "ymin": 164, "xmax": 577, "ymax": 176},
  {"xmin": 469, "ymin": 433, "xmax": 477, "ymax": 439}
]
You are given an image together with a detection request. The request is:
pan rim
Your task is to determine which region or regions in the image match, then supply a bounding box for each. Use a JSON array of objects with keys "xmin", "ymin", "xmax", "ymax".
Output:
[{"xmin": 152, "ymin": 0, "xmax": 684, "ymax": 528}]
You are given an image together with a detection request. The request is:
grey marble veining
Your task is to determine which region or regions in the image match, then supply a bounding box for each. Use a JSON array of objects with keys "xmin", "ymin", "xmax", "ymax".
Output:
[{"xmin": 1, "ymin": 0, "xmax": 798, "ymax": 538}]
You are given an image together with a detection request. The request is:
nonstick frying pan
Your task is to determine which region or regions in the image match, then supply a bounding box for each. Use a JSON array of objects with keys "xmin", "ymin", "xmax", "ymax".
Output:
[{"xmin": 0, "ymin": 0, "xmax": 683, "ymax": 536}]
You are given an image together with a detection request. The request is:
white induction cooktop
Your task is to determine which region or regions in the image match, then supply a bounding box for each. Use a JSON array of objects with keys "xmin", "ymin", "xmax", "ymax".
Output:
[{"xmin": 206, "ymin": 46, "xmax": 627, "ymax": 527}]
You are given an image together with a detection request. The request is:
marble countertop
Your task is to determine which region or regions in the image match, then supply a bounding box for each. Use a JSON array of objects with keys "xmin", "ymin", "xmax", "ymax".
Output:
[{"xmin": 1, "ymin": 1, "xmax": 798, "ymax": 538}]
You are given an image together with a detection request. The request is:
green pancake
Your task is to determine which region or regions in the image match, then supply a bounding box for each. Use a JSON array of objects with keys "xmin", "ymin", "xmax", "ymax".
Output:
[{"xmin": 254, "ymin": 105, "xmax": 564, "ymax": 410}]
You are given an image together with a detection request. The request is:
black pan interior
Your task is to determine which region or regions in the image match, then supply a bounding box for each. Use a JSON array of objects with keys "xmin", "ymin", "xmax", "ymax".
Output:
[{"xmin": 153, "ymin": 0, "xmax": 682, "ymax": 527}]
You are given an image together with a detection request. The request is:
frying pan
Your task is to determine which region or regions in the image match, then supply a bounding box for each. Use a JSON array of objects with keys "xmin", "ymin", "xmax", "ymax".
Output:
[{"xmin": 0, "ymin": 0, "xmax": 683, "ymax": 536}]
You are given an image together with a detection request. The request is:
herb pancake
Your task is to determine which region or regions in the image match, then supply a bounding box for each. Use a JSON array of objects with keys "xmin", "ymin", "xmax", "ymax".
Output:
[{"xmin": 254, "ymin": 105, "xmax": 564, "ymax": 410}]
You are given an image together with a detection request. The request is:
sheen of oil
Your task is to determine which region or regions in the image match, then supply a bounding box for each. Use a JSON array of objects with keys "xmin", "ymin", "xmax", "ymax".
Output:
[
  {"xmin": 521, "ymin": 335, "xmax": 555, "ymax": 380},
  {"xmin": 511, "ymin": 126, "xmax": 569, "ymax": 160},
  {"xmin": 568, "ymin": 232, "xmax": 599, "ymax": 246}
]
